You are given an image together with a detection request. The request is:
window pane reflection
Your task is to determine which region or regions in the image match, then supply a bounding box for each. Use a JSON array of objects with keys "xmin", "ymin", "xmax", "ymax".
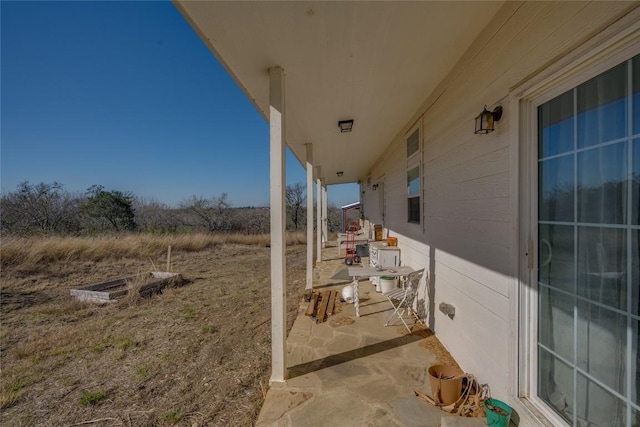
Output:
[
  {"xmin": 539, "ymin": 224, "xmax": 575, "ymax": 293},
  {"xmin": 539, "ymin": 285, "xmax": 574, "ymax": 362},
  {"xmin": 539, "ymin": 347, "xmax": 573, "ymax": 424},
  {"xmin": 577, "ymin": 300, "xmax": 626, "ymax": 395},
  {"xmin": 577, "ymin": 226, "xmax": 626, "ymax": 310},
  {"xmin": 634, "ymin": 56, "xmax": 640, "ymax": 135},
  {"xmin": 540, "ymin": 90, "xmax": 574, "ymax": 158},
  {"xmin": 633, "ymin": 139, "xmax": 640, "ymax": 226},
  {"xmin": 539, "ymin": 155, "xmax": 574, "ymax": 222},
  {"xmin": 577, "ymin": 63, "xmax": 627, "ymax": 148},
  {"xmin": 577, "ymin": 372, "xmax": 626, "ymax": 427},
  {"xmin": 632, "ymin": 319, "xmax": 640, "ymax": 406},
  {"xmin": 633, "ymin": 231, "xmax": 640, "ymax": 316},
  {"xmin": 407, "ymin": 166, "xmax": 419, "ymax": 196},
  {"xmin": 577, "ymin": 142, "xmax": 627, "ymax": 224}
]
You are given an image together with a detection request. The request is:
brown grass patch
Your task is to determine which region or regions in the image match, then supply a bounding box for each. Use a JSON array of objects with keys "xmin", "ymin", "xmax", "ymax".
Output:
[
  {"xmin": 0, "ymin": 232, "xmax": 307, "ymax": 272},
  {"xmin": 0, "ymin": 236, "xmax": 306, "ymax": 426}
]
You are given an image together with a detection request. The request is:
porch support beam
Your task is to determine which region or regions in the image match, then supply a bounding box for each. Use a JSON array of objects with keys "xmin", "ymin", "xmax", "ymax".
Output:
[
  {"xmin": 316, "ymin": 169, "xmax": 322, "ymax": 263},
  {"xmin": 269, "ymin": 66, "xmax": 286, "ymax": 384},
  {"xmin": 305, "ymin": 143, "xmax": 314, "ymax": 291},
  {"xmin": 322, "ymin": 185, "xmax": 328, "ymax": 248}
]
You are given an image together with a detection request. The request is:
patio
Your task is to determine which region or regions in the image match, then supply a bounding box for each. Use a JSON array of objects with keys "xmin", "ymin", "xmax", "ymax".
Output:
[{"xmin": 256, "ymin": 246, "xmax": 484, "ymax": 427}]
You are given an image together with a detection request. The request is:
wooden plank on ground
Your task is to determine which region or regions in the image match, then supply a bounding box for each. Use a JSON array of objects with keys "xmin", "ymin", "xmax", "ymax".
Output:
[
  {"xmin": 70, "ymin": 272, "xmax": 182, "ymax": 303},
  {"xmin": 303, "ymin": 289, "xmax": 313, "ymax": 302},
  {"xmin": 327, "ymin": 290, "xmax": 337, "ymax": 315},
  {"xmin": 316, "ymin": 291, "xmax": 331, "ymax": 323},
  {"xmin": 305, "ymin": 292, "xmax": 318, "ymax": 316}
]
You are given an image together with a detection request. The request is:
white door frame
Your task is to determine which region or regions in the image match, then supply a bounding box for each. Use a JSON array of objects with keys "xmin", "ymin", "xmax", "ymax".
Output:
[{"xmin": 513, "ymin": 21, "xmax": 640, "ymax": 425}]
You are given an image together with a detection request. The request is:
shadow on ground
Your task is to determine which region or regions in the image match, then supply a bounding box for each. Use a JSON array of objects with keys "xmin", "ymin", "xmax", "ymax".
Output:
[{"xmin": 288, "ymin": 328, "xmax": 433, "ymax": 379}]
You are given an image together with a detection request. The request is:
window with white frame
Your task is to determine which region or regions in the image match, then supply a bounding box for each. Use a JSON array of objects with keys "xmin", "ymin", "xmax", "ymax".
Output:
[
  {"xmin": 535, "ymin": 54, "xmax": 639, "ymax": 427},
  {"xmin": 406, "ymin": 126, "xmax": 421, "ymax": 224}
]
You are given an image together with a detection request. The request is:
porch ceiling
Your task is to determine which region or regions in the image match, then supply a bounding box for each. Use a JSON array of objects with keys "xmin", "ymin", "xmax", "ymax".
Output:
[{"xmin": 174, "ymin": 1, "xmax": 504, "ymax": 185}]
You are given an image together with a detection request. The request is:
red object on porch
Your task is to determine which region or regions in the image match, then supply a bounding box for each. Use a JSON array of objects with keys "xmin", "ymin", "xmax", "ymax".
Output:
[{"xmin": 344, "ymin": 220, "xmax": 361, "ymax": 266}]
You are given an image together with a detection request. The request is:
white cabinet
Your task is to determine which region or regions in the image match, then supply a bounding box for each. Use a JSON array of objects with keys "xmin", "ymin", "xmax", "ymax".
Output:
[
  {"xmin": 369, "ymin": 242, "xmax": 401, "ymax": 268},
  {"xmin": 368, "ymin": 242, "xmax": 400, "ymax": 290}
]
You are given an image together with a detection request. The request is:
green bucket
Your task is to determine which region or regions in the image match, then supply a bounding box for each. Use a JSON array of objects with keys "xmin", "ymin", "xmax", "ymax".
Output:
[{"xmin": 484, "ymin": 398, "xmax": 512, "ymax": 427}]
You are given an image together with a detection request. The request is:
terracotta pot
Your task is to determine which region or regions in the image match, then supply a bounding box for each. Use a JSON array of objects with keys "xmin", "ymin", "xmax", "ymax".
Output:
[{"xmin": 428, "ymin": 364, "xmax": 463, "ymax": 405}]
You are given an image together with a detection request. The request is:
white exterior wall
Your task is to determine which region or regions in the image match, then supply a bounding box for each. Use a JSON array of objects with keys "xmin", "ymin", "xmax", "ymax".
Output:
[
  {"xmin": 362, "ymin": 1, "xmax": 639, "ymax": 423},
  {"xmin": 361, "ymin": 178, "xmax": 385, "ymax": 229}
]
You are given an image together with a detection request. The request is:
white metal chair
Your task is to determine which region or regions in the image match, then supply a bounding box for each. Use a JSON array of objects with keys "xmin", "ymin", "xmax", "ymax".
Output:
[{"xmin": 383, "ymin": 268, "xmax": 425, "ymax": 333}]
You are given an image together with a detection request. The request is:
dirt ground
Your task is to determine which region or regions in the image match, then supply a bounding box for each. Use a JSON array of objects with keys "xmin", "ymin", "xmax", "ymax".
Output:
[{"xmin": 1, "ymin": 244, "xmax": 306, "ymax": 426}]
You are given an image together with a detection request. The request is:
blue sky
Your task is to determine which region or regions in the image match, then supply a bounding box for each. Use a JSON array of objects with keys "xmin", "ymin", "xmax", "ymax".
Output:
[{"xmin": 1, "ymin": 1, "xmax": 358, "ymax": 208}]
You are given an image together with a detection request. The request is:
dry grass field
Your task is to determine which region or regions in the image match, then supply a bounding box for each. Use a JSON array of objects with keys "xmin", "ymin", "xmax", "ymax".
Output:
[{"xmin": 0, "ymin": 234, "xmax": 307, "ymax": 426}]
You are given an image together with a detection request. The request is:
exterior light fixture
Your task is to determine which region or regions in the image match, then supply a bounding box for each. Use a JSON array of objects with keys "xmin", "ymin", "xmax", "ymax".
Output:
[
  {"xmin": 336, "ymin": 171, "xmax": 344, "ymax": 177},
  {"xmin": 474, "ymin": 106, "xmax": 503, "ymax": 134},
  {"xmin": 338, "ymin": 120, "xmax": 354, "ymax": 133},
  {"xmin": 372, "ymin": 184, "xmax": 379, "ymax": 191}
]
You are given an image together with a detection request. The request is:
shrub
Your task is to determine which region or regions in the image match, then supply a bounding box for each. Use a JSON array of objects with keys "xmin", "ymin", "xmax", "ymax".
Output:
[
  {"xmin": 79, "ymin": 390, "xmax": 105, "ymax": 406},
  {"xmin": 164, "ymin": 409, "xmax": 184, "ymax": 423},
  {"xmin": 0, "ymin": 379, "xmax": 26, "ymax": 409}
]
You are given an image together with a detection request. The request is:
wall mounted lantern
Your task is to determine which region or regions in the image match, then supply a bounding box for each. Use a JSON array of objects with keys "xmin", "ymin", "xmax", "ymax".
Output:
[
  {"xmin": 372, "ymin": 184, "xmax": 379, "ymax": 191},
  {"xmin": 338, "ymin": 120, "xmax": 354, "ymax": 133},
  {"xmin": 336, "ymin": 171, "xmax": 344, "ymax": 177},
  {"xmin": 474, "ymin": 106, "xmax": 503, "ymax": 134}
]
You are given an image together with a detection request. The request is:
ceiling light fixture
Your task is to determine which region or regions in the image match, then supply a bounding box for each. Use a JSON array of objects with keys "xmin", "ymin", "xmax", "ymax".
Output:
[{"xmin": 336, "ymin": 171, "xmax": 344, "ymax": 177}]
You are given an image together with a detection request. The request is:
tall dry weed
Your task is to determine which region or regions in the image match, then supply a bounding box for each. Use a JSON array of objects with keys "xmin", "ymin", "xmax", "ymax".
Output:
[
  {"xmin": 1, "ymin": 232, "xmax": 307, "ymax": 270},
  {"xmin": 117, "ymin": 274, "xmax": 148, "ymax": 308},
  {"xmin": 286, "ymin": 231, "xmax": 307, "ymax": 245},
  {"xmin": 225, "ymin": 233, "xmax": 270, "ymax": 247}
]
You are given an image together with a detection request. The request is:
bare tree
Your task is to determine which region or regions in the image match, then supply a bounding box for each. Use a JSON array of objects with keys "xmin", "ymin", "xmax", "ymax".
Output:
[
  {"xmin": 179, "ymin": 193, "xmax": 231, "ymax": 233},
  {"xmin": 286, "ymin": 182, "xmax": 306, "ymax": 231},
  {"xmin": 0, "ymin": 181, "xmax": 82, "ymax": 234},
  {"xmin": 133, "ymin": 196, "xmax": 180, "ymax": 233},
  {"xmin": 228, "ymin": 207, "xmax": 270, "ymax": 234},
  {"xmin": 326, "ymin": 203, "xmax": 344, "ymax": 233}
]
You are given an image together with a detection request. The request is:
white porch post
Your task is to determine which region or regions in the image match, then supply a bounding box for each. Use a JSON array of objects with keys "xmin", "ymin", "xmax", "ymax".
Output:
[
  {"xmin": 305, "ymin": 144, "xmax": 314, "ymax": 291},
  {"xmin": 269, "ymin": 66, "xmax": 286, "ymax": 384},
  {"xmin": 322, "ymin": 185, "xmax": 328, "ymax": 248},
  {"xmin": 316, "ymin": 170, "xmax": 322, "ymax": 263}
]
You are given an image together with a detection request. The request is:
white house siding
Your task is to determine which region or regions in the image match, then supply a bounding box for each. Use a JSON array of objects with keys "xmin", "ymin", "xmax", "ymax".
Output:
[
  {"xmin": 361, "ymin": 1, "xmax": 639, "ymax": 424},
  {"xmin": 361, "ymin": 177, "xmax": 385, "ymax": 229}
]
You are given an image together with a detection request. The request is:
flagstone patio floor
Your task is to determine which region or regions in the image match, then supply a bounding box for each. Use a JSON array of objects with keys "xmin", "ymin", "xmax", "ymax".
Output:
[{"xmin": 255, "ymin": 246, "xmax": 482, "ymax": 427}]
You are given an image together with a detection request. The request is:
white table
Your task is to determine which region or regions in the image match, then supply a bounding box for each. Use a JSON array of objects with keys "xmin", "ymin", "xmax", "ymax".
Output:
[{"xmin": 347, "ymin": 266, "xmax": 415, "ymax": 317}]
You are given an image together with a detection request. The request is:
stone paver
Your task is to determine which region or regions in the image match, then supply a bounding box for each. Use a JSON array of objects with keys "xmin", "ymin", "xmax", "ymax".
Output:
[
  {"xmin": 440, "ymin": 415, "xmax": 487, "ymax": 427},
  {"xmin": 256, "ymin": 247, "xmax": 452, "ymax": 427}
]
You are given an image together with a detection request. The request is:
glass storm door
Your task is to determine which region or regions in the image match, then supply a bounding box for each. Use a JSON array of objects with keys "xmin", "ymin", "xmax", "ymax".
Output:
[{"xmin": 537, "ymin": 55, "xmax": 640, "ymax": 426}]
